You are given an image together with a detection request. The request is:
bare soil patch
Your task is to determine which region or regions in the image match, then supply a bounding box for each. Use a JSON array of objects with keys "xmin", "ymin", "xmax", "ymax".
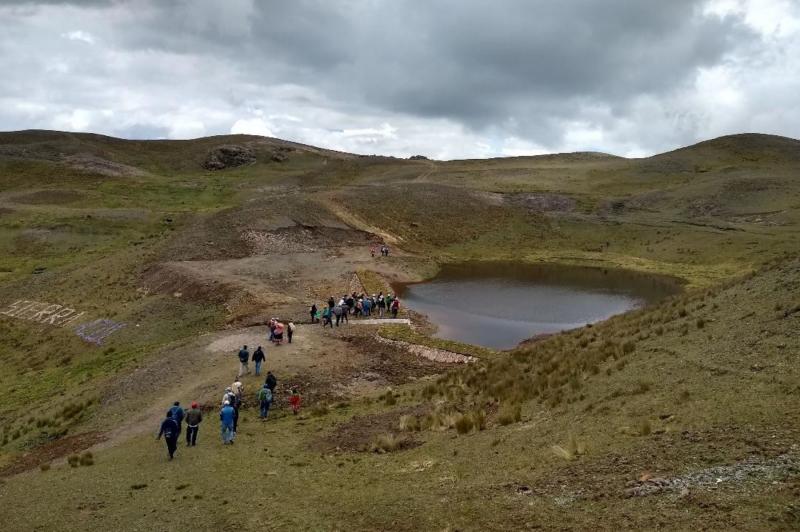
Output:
[
  {"xmin": 0, "ymin": 431, "xmax": 106, "ymax": 477},
  {"xmin": 312, "ymin": 406, "xmax": 427, "ymax": 453},
  {"xmin": 64, "ymin": 154, "xmax": 146, "ymax": 177}
]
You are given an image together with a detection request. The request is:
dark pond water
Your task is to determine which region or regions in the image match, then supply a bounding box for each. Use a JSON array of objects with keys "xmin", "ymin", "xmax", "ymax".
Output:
[{"xmin": 395, "ymin": 262, "xmax": 682, "ymax": 350}]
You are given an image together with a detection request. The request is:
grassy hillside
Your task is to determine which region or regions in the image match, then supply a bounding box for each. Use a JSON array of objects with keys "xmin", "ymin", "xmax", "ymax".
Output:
[{"xmin": 0, "ymin": 130, "xmax": 798, "ymax": 530}]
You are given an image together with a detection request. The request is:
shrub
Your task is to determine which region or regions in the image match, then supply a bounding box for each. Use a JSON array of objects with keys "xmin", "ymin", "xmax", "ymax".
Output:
[
  {"xmin": 552, "ymin": 434, "xmax": 587, "ymax": 461},
  {"xmin": 398, "ymin": 415, "xmax": 419, "ymax": 432},
  {"xmin": 79, "ymin": 452, "xmax": 94, "ymax": 466},
  {"xmin": 310, "ymin": 404, "xmax": 330, "ymax": 417},
  {"xmin": 622, "ymin": 341, "xmax": 636, "ymax": 355},
  {"xmin": 39, "ymin": 463, "xmax": 50, "ymax": 472},
  {"xmin": 370, "ymin": 433, "xmax": 406, "ymax": 453},
  {"xmin": 696, "ymin": 318, "xmax": 705, "ymax": 329},
  {"xmin": 454, "ymin": 414, "xmax": 474, "ymax": 434},
  {"xmin": 67, "ymin": 455, "xmax": 80, "ymax": 468},
  {"xmin": 497, "ymin": 404, "xmax": 521, "ymax": 426}
]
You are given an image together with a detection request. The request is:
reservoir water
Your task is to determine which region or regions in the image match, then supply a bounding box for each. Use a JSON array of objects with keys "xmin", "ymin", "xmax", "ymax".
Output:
[{"xmin": 395, "ymin": 262, "xmax": 682, "ymax": 350}]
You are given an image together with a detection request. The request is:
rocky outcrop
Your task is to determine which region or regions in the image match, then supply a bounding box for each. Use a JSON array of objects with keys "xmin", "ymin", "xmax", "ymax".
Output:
[{"xmin": 203, "ymin": 145, "xmax": 256, "ymax": 170}]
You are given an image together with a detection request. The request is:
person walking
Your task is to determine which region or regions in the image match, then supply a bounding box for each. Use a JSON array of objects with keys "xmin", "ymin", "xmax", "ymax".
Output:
[
  {"xmin": 185, "ymin": 401, "xmax": 202, "ymax": 447},
  {"xmin": 222, "ymin": 386, "xmax": 235, "ymax": 406},
  {"xmin": 288, "ymin": 387, "xmax": 301, "ymax": 415},
  {"xmin": 220, "ymin": 401, "xmax": 235, "ymax": 445},
  {"xmin": 156, "ymin": 410, "xmax": 179, "ymax": 460},
  {"xmin": 237, "ymin": 345, "xmax": 250, "ymax": 377},
  {"xmin": 265, "ymin": 370, "xmax": 277, "ymax": 393},
  {"xmin": 390, "ymin": 297, "xmax": 400, "ymax": 318},
  {"xmin": 169, "ymin": 401, "xmax": 185, "ymax": 437},
  {"xmin": 327, "ymin": 296, "xmax": 335, "ymax": 309},
  {"xmin": 252, "ymin": 346, "xmax": 265, "ymax": 376},
  {"xmin": 322, "ymin": 306, "xmax": 332, "ymax": 328},
  {"xmin": 333, "ymin": 304, "xmax": 343, "ymax": 327},
  {"xmin": 257, "ymin": 384, "xmax": 273, "ymax": 419},
  {"xmin": 377, "ymin": 292, "xmax": 386, "ymax": 318},
  {"xmin": 287, "ymin": 321, "xmax": 295, "ymax": 343},
  {"xmin": 310, "ymin": 304, "xmax": 318, "ymax": 324}
]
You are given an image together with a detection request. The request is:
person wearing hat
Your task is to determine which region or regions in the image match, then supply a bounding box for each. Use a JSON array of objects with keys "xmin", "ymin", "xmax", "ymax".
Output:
[
  {"xmin": 156, "ymin": 410, "xmax": 179, "ymax": 460},
  {"xmin": 185, "ymin": 401, "xmax": 203, "ymax": 446},
  {"xmin": 220, "ymin": 400, "xmax": 235, "ymax": 445}
]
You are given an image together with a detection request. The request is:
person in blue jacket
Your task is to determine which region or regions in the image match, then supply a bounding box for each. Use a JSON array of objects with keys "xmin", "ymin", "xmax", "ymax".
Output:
[
  {"xmin": 220, "ymin": 401, "xmax": 235, "ymax": 445},
  {"xmin": 156, "ymin": 410, "xmax": 179, "ymax": 460},
  {"xmin": 168, "ymin": 401, "xmax": 185, "ymax": 436}
]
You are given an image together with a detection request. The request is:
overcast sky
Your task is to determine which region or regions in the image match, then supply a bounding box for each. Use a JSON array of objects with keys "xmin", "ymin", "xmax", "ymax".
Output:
[{"xmin": 1, "ymin": 0, "xmax": 798, "ymax": 159}]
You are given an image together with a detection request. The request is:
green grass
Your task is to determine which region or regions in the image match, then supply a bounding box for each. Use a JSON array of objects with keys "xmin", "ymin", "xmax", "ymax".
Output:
[{"xmin": 1, "ymin": 131, "xmax": 799, "ymax": 529}]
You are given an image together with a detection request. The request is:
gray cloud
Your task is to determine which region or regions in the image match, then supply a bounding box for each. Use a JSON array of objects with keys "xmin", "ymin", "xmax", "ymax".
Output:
[{"xmin": 0, "ymin": 0, "xmax": 798, "ymax": 158}]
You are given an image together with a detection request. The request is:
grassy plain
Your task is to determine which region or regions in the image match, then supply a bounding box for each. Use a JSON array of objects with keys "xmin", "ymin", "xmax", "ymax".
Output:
[{"xmin": 0, "ymin": 130, "xmax": 798, "ymax": 530}]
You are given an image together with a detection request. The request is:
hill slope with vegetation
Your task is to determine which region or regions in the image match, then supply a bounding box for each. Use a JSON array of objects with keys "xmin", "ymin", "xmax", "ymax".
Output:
[{"xmin": 0, "ymin": 130, "xmax": 797, "ymax": 530}]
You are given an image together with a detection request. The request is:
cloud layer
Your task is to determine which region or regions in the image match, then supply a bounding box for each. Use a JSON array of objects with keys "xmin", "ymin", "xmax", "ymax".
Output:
[{"xmin": 1, "ymin": 0, "xmax": 798, "ymax": 158}]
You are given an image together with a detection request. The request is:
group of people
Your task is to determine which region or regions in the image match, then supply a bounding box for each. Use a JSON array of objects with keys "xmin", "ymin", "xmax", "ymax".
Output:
[
  {"xmin": 267, "ymin": 318, "xmax": 295, "ymax": 345},
  {"xmin": 310, "ymin": 291, "xmax": 400, "ymax": 328},
  {"xmin": 156, "ymin": 329, "xmax": 305, "ymax": 459},
  {"xmin": 370, "ymin": 244, "xmax": 391, "ymax": 257},
  {"xmin": 156, "ymin": 400, "xmax": 203, "ymax": 460}
]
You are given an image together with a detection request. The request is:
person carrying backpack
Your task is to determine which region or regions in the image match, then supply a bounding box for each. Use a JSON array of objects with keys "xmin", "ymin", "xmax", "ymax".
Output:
[
  {"xmin": 185, "ymin": 401, "xmax": 202, "ymax": 447},
  {"xmin": 322, "ymin": 306, "xmax": 332, "ymax": 328},
  {"xmin": 333, "ymin": 304, "xmax": 343, "ymax": 327},
  {"xmin": 390, "ymin": 297, "xmax": 400, "ymax": 318},
  {"xmin": 157, "ymin": 410, "xmax": 179, "ymax": 460},
  {"xmin": 237, "ymin": 345, "xmax": 250, "ymax": 377},
  {"xmin": 252, "ymin": 346, "xmax": 266, "ymax": 376},
  {"xmin": 257, "ymin": 384, "xmax": 273, "ymax": 419},
  {"xmin": 169, "ymin": 401, "xmax": 185, "ymax": 436}
]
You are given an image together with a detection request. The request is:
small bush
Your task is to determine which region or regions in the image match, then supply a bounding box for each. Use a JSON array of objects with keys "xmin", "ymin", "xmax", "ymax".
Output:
[
  {"xmin": 79, "ymin": 452, "xmax": 94, "ymax": 466},
  {"xmin": 398, "ymin": 415, "xmax": 420, "ymax": 432},
  {"xmin": 497, "ymin": 404, "xmax": 521, "ymax": 426},
  {"xmin": 39, "ymin": 463, "xmax": 50, "ymax": 472},
  {"xmin": 67, "ymin": 455, "xmax": 80, "ymax": 468},
  {"xmin": 622, "ymin": 341, "xmax": 636, "ymax": 355},
  {"xmin": 454, "ymin": 414, "xmax": 474, "ymax": 434},
  {"xmin": 696, "ymin": 318, "xmax": 705, "ymax": 329},
  {"xmin": 638, "ymin": 419, "xmax": 652, "ymax": 436},
  {"xmin": 371, "ymin": 433, "xmax": 406, "ymax": 453},
  {"xmin": 310, "ymin": 404, "xmax": 330, "ymax": 417}
]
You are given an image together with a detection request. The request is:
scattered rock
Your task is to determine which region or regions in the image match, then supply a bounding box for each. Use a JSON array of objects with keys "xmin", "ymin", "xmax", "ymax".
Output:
[{"xmin": 203, "ymin": 145, "xmax": 256, "ymax": 170}]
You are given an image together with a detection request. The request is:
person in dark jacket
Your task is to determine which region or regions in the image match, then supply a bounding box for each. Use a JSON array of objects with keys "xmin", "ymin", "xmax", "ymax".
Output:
[
  {"xmin": 310, "ymin": 304, "xmax": 318, "ymax": 323},
  {"xmin": 169, "ymin": 401, "xmax": 185, "ymax": 436},
  {"xmin": 237, "ymin": 345, "xmax": 250, "ymax": 377},
  {"xmin": 252, "ymin": 346, "xmax": 266, "ymax": 376},
  {"xmin": 265, "ymin": 370, "xmax": 277, "ymax": 392},
  {"xmin": 185, "ymin": 401, "xmax": 202, "ymax": 446},
  {"xmin": 157, "ymin": 410, "xmax": 179, "ymax": 459},
  {"xmin": 327, "ymin": 296, "xmax": 335, "ymax": 309}
]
